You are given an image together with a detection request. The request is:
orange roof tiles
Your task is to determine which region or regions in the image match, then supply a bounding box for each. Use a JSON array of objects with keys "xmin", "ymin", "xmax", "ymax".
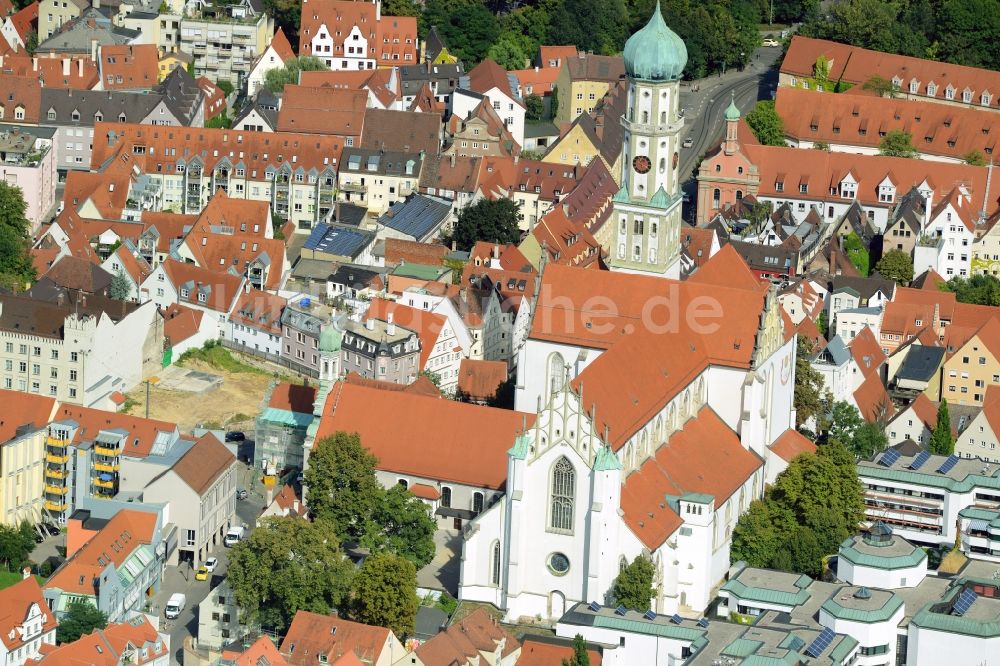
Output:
[
  {"xmin": 110, "ymin": 245, "xmax": 151, "ymax": 285},
  {"xmin": 414, "ymin": 608, "xmax": 519, "ymax": 666},
  {"xmin": 268, "ymin": 382, "xmax": 317, "ymax": 413},
  {"xmin": 222, "ymin": 636, "xmax": 290, "ymax": 666},
  {"xmin": 409, "ymin": 482, "xmax": 440, "ymax": 500},
  {"xmin": 279, "ymin": 611, "xmax": 392, "ymax": 666},
  {"xmin": 0, "ymin": 578, "xmax": 57, "ymax": 652},
  {"xmin": 0, "ymin": 75, "xmax": 40, "ymax": 123},
  {"xmin": 853, "ymin": 372, "xmax": 895, "ymax": 423},
  {"xmin": 342, "ymin": 371, "xmax": 442, "ymax": 398},
  {"xmin": 276, "ymin": 85, "xmax": 368, "ymax": 137},
  {"xmin": 315, "ymin": 381, "xmax": 532, "ymax": 489},
  {"xmin": 161, "ymin": 258, "xmax": 244, "ymax": 314},
  {"xmin": 511, "ymin": 66, "xmax": 560, "ymax": 96},
  {"xmin": 519, "ymin": 637, "xmax": 601, "ymax": 666},
  {"xmin": 100, "ymin": 44, "xmax": 158, "ymax": 90},
  {"xmin": 538, "ymin": 45, "xmax": 578, "ymax": 69},
  {"xmin": 166, "ymin": 433, "xmax": 234, "ymax": 495},
  {"xmin": 532, "ymin": 206, "xmax": 603, "ymax": 269},
  {"xmin": 849, "ymin": 326, "xmax": 886, "ymax": 378},
  {"xmin": 456, "ymin": 359, "xmax": 508, "ymax": 402},
  {"xmin": 298, "ymin": 68, "xmax": 399, "ymax": 108},
  {"xmin": 7, "ymin": 2, "xmax": 37, "ymax": 43},
  {"xmin": 894, "ymin": 286, "xmax": 956, "ymax": 322},
  {"xmin": 270, "ymin": 27, "xmax": 295, "ymax": 62},
  {"xmin": 299, "ymin": 0, "xmax": 418, "ymax": 67},
  {"xmin": 909, "ymin": 393, "xmax": 939, "ymax": 431},
  {"xmin": 622, "ymin": 406, "xmax": 763, "ymax": 550},
  {"xmin": 50, "ymin": 403, "xmax": 178, "ymax": 457},
  {"xmin": 46, "ymin": 509, "xmax": 157, "ymax": 596},
  {"xmin": 270, "ymin": 484, "xmax": 308, "ymax": 518},
  {"xmin": 1, "ymin": 52, "xmax": 97, "ymax": 89},
  {"xmin": 465, "ymin": 58, "xmax": 520, "ymax": 104},
  {"xmin": 140, "ymin": 211, "xmax": 198, "ymax": 253},
  {"xmin": 161, "ymin": 302, "xmax": 204, "ymax": 346},
  {"xmin": 769, "ymin": 428, "xmax": 817, "ymax": 462},
  {"xmin": 30, "ymin": 617, "xmax": 167, "ymax": 666},
  {"xmin": 383, "ymin": 238, "xmax": 447, "ymax": 266},
  {"xmin": 231, "ymin": 288, "xmax": 286, "ymax": 335},
  {"xmin": 364, "ymin": 298, "xmax": 447, "ymax": 369},
  {"xmin": 197, "ymin": 76, "xmax": 226, "ymax": 121}
]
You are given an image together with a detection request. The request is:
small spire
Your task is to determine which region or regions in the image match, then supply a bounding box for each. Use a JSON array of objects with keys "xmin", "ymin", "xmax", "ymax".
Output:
[{"xmin": 725, "ymin": 92, "xmax": 741, "ymax": 121}]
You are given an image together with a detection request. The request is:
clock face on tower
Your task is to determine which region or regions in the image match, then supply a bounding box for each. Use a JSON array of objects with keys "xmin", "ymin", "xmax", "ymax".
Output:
[{"xmin": 632, "ymin": 155, "xmax": 651, "ymax": 174}]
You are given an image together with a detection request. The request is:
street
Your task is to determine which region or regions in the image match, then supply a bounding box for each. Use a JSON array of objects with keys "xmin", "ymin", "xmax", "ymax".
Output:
[{"xmin": 678, "ymin": 45, "xmax": 783, "ymax": 214}]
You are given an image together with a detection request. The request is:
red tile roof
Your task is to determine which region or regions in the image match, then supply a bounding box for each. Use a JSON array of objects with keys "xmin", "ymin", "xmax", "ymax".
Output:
[
  {"xmin": 466, "ymin": 58, "xmax": 520, "ymax": 104},
  {"xmin": 409, "ymin": 482, "xmax": 440, "ymax": 500},
  {"xmin": 197, "ymin": 76, "xmax": 226, "ymax": 121},
  {"xmin": 383, "ymin": 238, "xmax": 447, "ymax": 266},
  {"xmin": 853, "ymin": 372, "xmax": 895, "ymax": 423},
  {"xmin": 532, "ymin": 206, "xmax": 604, "ymax": 268},
  {"xmin": 29, "ymin": 617, "xmax": 166, "ymax": 666},
  {"xmin": 2, "ymin": 52, "xmax": 97, "ymax": 89},
  {"xmin": 849, "ymin": 326, "xmax": 886, "ymax": 378},
  {"xmin": 299, "ymin": 0, "xmax": 418, "ymax": 67},
  {"xmin": 622, "ymin": 406, "xmax": 763, "ymax": 549},
  {"xmin": 270, "ymin": 27, "xmax": 295, "ymax": 62},
  {"xmin": 0, "ymin": 75, "xmax": 40, "ymax": 123},
  {"xmin": 268, "ymin": 382, "xmax": 317, "ymax": 414},
  {"xmin": 315, "ymin": 381, "xmax": 533, "ymax": 489},
  {"xmin": 456, "ymin": 359, "xmax": 507, "ymax": 402},
  {"xmin": 110, "ymin": 245, "xmax": 152, "ymax": 285},
  {"xmin": 298, "ymin": 68, "xmax": 398, "ymax": 108},
  {"xmin": 363, "ymin": 298, "xmax": 447, "ymax": 369},
  {"xmin": 166, "ymin": 433, "xmax": 234, "ymax": 494},
  {"xmin": 49, "ymin": 404, "xmax": 178, "ymax": 457},
  {"xmin": 160, "ymin": 258, "xmax": 245, "ymax": 314},
  {"xmin": 45, "ymin": 510, "xmax": 158, "ymax": 596},
  {"xmin": 519, "ymin": 637, "xmax": 601, "ymax": 666},
  {"xmin": 769, "ymin": 428, "xmax": 817, "ymax": 462},
  {"xmin": 342, "ymin": 371, "xmax": 442, "ymax": 398},
  {"xmin": 0, "ymin": 577, "xmax": 57, "ymax": 651},
  {"xmin": 909, "ymin": 393, "xmax": 939, "ymax": 431},
  {"xmin": 538, "ymin": 45, "xmax": 578, "ymax": 69},
  {"xmin": 161, "ymin": 302, "xmax": 204, "ymax": 347},
  {"xmin": 100, "ymin": 44, "xmax": 158, "ymax": 90},
  {"xmin": 7, "ymin": 2, "xmax": 37, "ymax": 43},
  {"xmin": 511, "ymin": 66, "xmax": 560, "ymax": 96},
  {"xmin": 279, "ymin": 611, "xmax": 392, "ymax": 665},
  {"xmin": 414, "ymin": 608, "xmax": 519, "ymax": 665},
  {"xmin": 222, "ymin": 636, "xmax": 290, "ymax": 666},
  {"xmin": 276, "ymin": 85, "xmax": 368, "ymax": 137},
  {"xmin": 231, "ymin": 288, "xmax": 286, "ymax": 334},
  {"xmin": 270, "ymin": 484, "xmax": 308, "ymax": 518}
]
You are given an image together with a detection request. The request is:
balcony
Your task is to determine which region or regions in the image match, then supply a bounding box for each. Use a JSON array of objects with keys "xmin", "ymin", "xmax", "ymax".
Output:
[
  {"xmin": 45, "ymin": 485, "xmax": 68, "ymax": 495},
  {"xmin": 94, "ymin": 461, "xmax": 120, "ymax": 473},
  {"xmin": 45, "ymin": 467, "xmax": 67, "ymax": 479},
  {"xmin": 46, "ymin": 452, "xmax": 69, "ymax": 465},
  {"xmin": 93, "ymin": 477, "xmax": 116, "ymax": 489},
  {"xmin": 340, "ymin": 181, "xmax": 368, "ymax": 193},
  {"xmin": 44, "ymin": 500, "xmax": 67, "ymax": 512},
  {"xmin": 94, "ymin": 444, "xmax": 120, "ymax": 457},
  {"xmin": 46, "ymin": 436, "xmax": 68, "ymax": 448}
]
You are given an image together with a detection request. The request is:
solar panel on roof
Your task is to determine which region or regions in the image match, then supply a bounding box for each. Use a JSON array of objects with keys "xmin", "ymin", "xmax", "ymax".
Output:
[
  {"xmin": 588, "ymin": 601, "xmax": 601, "ymax": 612},
  {"xmin": 954, "ymin": 588, "xmax": 978, "ymax": 616},
  {"xmin": 614, "ymin": 605, "xmax": 626, "ymax": 616},
  {"xmin": 670, "ymin": 614, "xmax": 683, "ymax": 625},
  {"xmin": 937, "ymin": 454, "xmax": 960, "ymax": 474},
  {"xmin": 643, "ymin": 610, "xmax": 657, "ymax": 621},
  {"xmin": 909, "ymin": 451, "xmax": 931, "ymax": 470},
  {"xmin": 878, "ymin": 449, "xmax": 901, "ymax": 467},
  {"xmin": 805, "ymin": 627, "xmax": 835, "ymax": 658},
  {"xmin": 697, "ymin": 618, "xmax": 710, "ymax": 629}
]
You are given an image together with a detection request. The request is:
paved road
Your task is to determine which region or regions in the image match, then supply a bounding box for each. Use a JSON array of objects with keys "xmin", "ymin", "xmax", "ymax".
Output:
[{"xmin": 677, "ymin": 45, "xmax": 783, "ymax": 216}]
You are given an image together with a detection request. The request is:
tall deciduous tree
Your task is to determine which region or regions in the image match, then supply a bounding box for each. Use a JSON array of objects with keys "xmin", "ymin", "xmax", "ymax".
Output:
[
  {"xmin": 794, "ymin": 337, "xmax": 828, "ymax": 429},
  {"xmin": 0, "ymin": 521, "xmax": 36, "ymax": 571},
  {"xmin": 745, "ymin": 101, "xmax": 786, "ymax": 146},
  {"xmin": 929, "ymin": 399, "xmax": 954, "ymax": 455},
  {"xmin": 422, "ymin": 0, "xmax": 499, "ymax": 65},
  {"xmin": 305, "ymin": 432, "xmax": 383, "ymax": 544},
  {"xmin": 227, "ymin": 517, "xmax": 355, "ymax": 631},
  {"xmin": 879, "ymin": 130, "xmax": 918, "ymax": 158},
  {"xmin": 449, "ymin": 198, "xmax": 522, "ymax": 251},
  {"xmin": 109, "ymin": 271, "xmax": 132, "ymax": 301},
  {"xmin": 0, "ymin": 183, "xmax": 37, "ymax": 291},
  {"xmin": 875, "ymin": 249, "xmax": 914, "ymax": 285},
  {"xmin": 612, "ymin": 555, "xmax": 655, "ymax": 610},
  {"xmin": 827, "ymin": 401, "xmax": 865, "ymax": 447},
  {"xmin": 264, "ymin": 57, "xmax": 329, "ymax": 93},
  {"xmin": 363, "ymin": 485, "xmax": 437, "ymax": 568},
  {"xmin": 349, "ymin": 553, "xmax": 419, "ymax": 638},
  {"xmin": 56, "ymin": 602, "xmax": 108, "ymax": 644},
  {"xmin": 562, "ymin": 635, "xmax": 591, "ymax": 666},
  {"xmin": 942, "ymin": 274, "xmax": 1000, "ymax": 306}
]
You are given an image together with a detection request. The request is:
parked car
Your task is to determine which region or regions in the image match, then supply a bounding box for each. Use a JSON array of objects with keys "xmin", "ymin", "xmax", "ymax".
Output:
[
  {"xmin": 165, "ymin": 593, "xmax": 186, "ymax": 619},
  {"xmin": 236, "ymin": 488, "xmax": 249, "ymax": 501},
  {"xmin": 205, "ymin": 556, "xmax": 218, "ymax": 572},
  {"xmin": 195, "ymin": 566, "xmax": 209, "ymax": 581},
  {"xmin": 225, "ymin": 431, "xmax": 246, "ymax": 442},
  {"xmin": 682, "ymin": 137, "xmax": 694, "ymax": 148},
  {"xmin": 762, "ymin": 38, "xmax": 780, "ymax": 47}
]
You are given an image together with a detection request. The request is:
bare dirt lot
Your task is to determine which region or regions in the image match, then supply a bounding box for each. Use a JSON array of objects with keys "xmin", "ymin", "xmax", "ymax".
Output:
[{"xmin": 123, "ymin": 358, "xmax": 277, "ymax": 432}]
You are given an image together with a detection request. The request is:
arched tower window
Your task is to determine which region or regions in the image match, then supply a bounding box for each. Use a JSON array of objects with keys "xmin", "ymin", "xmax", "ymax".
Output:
[
  {"xmin": 550, "ymin": 457, "xmax": 576, "ymax": 533},
  {"xmin": 713, "ymin": 188, "xmax": 721, "ymax": 207},
  {"xmin": 548, "ymin": 353, "xmax": 565, "ymax": 395},
  {"xmin": 491, "ymin": 540, "xmax": 501, "ymax": 585}
]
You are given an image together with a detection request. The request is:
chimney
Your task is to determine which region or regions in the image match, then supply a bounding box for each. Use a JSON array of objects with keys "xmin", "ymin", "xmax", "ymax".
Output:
[
  {"xmin": 91, "ymin": 39, "xmax": 98, "ymax": 63},
  {"xmin": 32, "ymin": 57, "xmax": 38, "ymax": 71},
  {"xmin": 78, "ymin": 58, "xmax": 83, "ymax": 77},
  {"xmin": 21, "ymin": 566, "xmax": 31, "ymax": 580},
  {"xmin": 62, "ymin": 58, "xmax": 69, "ymax": 76},
  {"xmin": 292, "ymin": 499, "xmax": 300, "ymax": 513},
  {"xmin": 923, "ymin": 191, "xmax": 932, "ymax": 230},
  {"xmin": 449, "ymin": 152, "xmax": 455, "ymax": 167},
  {"xmin": 366, "ymin": 317, "xmax": 375, "ymax": 331}
]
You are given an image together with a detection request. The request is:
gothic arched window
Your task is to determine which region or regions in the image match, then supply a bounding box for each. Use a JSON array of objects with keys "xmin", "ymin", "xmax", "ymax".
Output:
[
  {"xmin": 550, "ymin": 457, "xmax": 575, "ymax": 533},
  {"xmin": 548, "ymin": 352, "xmax": 565, "ymax": 395},
  {"xmin": 491, "ymin": 540, "xmax": 501, "ymax": 585}
]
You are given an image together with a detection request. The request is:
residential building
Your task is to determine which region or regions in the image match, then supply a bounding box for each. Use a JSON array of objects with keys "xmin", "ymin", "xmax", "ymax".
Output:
[
  {"xmin": 0, "ymin": 577, "xmax": 58, "ymax": 666},
  {"xmin": 90, "ymin": 122, "xmax": 344, "ymax": 231},
  {"xmin": 279, "ymin": 610, "xmax": 405, "ymax": 666},
  {"xmin": 43, "ymin": 508, "xmax": 165, "ymax": 622},
  {"xmin": 452, "ymin": 59, "xmax": 525, "ymax": 147},
  {"xmin": 228, "ymin": 288, "xmax": 285, "ymax": 358},
  {"xmin": 161, "ymin": 303, "xmax": 215, "ymax": 361},
  {"xmin": 98, "ymin": 44, "xmax": 159, "ymax": 91},
  {"xmin": 36, "ymin": 8, "xmax": 139, "ymax": 56},
  {"xmin": 941, "ymin": 317, "xmax": 1000, "ymax": 406},
  {"xmin": 886, "ymin": 393, "xmax": 939, "ymax": 447},
  {"xmin": 258, "ymin": 484, "xmax": 308, "ymax": 523},
  {"xmin": 36, "ymin": 0, "xmax": 84, "ymax": 41},
  {"xmin": 157, "ymin": 50, "xmax": 192, "ymax": 82},
  {"xmin": 0, "ymin": 289, "xmax": 161, "ymax": 408},
  {"xmin": 398, "ymin": 62, "xmax": 463, "ymax": 109},
  {"xmin": 456, "ymin": 358, "xmax": 507, "ymax": 404},
  {"xmin": 0, "ymin": 126, "xmax": 56, "ymax": 230},
  {"xmin": 543, "ymin": 79, "xmax": 627, "ymax": 174},
  {"xmin": 302, "ymin": 222, "xmax": 376, "ymax": 265},
  {"xmin": 141, "ymin": 258, "xmax": 245, "ymax": 339},
  {"xmin": 299, "ymin": 67, "xmax": 401, "ymax": 109},
  {"xmin": 246, "ymin": 27, "xmax": 294, "ymax": 94},
  {"xmin": 340, "ymin": 316, "xmax": 421, "ymax": 385},
  {"xmin": 254, "ymin": 382, "xmax": 317, "ymax": 472},
  {"xmin": 298, "ymin": 0, "xmax": 418, "ymax": 71},
  {"xmin": 29, "ymin": 616, "xmax": 169, "ymax": 666},
  {"xmin": 360, "ymin": 107, "xmax": 442, "ymax": 156},
  {"xmin": 1, "ymin": 3, "xmax": 37, "ymax": 51},
  {"xmin": 0, "ymin": 392, "xmax": 57, "ymax": 526},
  {"xmin": 955, "ymin": 386, "xmax": 1000, "ymax": 462},
  {"xmin": 179, "ymin": 5, "xmax": 273, "ymax": 87},
  {"xmin": 405, "ymin": 608, "xmax": 518, "ymax": 666},
  {"xmin": 376, "ymin": 193, "xmax": 451, "ymax": 243},
  {"xmin": 280, "ymin": 297, "xmax": 334, "ymax": 377},
  {"xmin": 553, "ymin": 52, "xmax": 625, "ymax": 125},
  {"xmin": 445, "ymin": 98, "xmax": 520, "ymax": 158},
  {"xmin": 196, "ymin": 579, "xmax": 245, "ymax": 651},
  {"xmin": 275, "ymin": 85, "xmax": 368, "ymax": 141},
  {"xmin": 337, "ymin": 148, "xmax": 423, "ymax": 218},
  {"xmin": 364, "ymin": 298, "xmax": 462, "ymax": 392}
]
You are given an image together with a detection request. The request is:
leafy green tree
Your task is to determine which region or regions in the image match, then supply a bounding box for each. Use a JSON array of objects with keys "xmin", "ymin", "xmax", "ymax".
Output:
[
  {"xmin": 422, "ymin": 0, "xmax": 499, "ymax": 65},
  {"xmin": 794, "ymin": 337, "xmax": 828, "ymax": 429},
  {"xmin": 816, "ymin": 310, "xmax": 829, "ymax": 338},
  {"xmin": 24, "ymin": 30, "xmax": 37, "ymax": 56},
  {"xmin": 879, "ymin": 130, "xmax": 918, "ymax": 158},
  {"xmin": 205, "ymin": 111, "xmax": 232, "ymax": 129},
  {"xmin": 550, "ymin": 86, "xmax": 559, "ymax": 120},
  {"xmin": 730, "ymin": 499, "xmax": 796, "ymax": 567},
  {"xmin": 449, "ymin": 198, "xmax": 522, "ymax": 251},
  {"xmin": 525, "ymin": 95, "xmax": 545, "ymax": 121},
  {"xmin": 546, "ymin": 0, "xmax": 629, "ymax": 56},
  {"xmin": 861, "ymin": 74, "xmax": 901, "ymax": 98},
  {"xmin": 843, "ymin": 232, "xmax": 870, "ymax": 275},
  {"xmin": 963, "ymin": 150, "xmax": 987, "ymax": 166},
  {"xmin": 487, "ymin": 36, "xmax": 528, "ymax": 71},
  {"xmin": 363, "ymin": 485, "xmax": 437, "ymax": 568},
  {"xmin": 562, "ymin": 635, "xmax": 591, "ymax": 666},
  {"xmin": 875, "ymin": 249, "xmax": 915, "ymax": 285},
  {"xmin": 263, "ymin": 0, "xmax": 302, "ymax": 49},
  {"xmin": 215, "ymin": 79, "xmax": 235, "ymax": 97},
  {"xmin": 852, "ymin": 422, "xmax": 889, "ymax": 460},
  {"xmin": 942, "ymin": 274, "xmax": 1000, "ymax": 305},
  {"xmin": 802, "ymin": 0, "xmax": 907, "ymax": 53},
  {"xmin": 349, "ymin": 553, "xmax": 419, "ymax": 638},
  {"xmin": 227, "ymin": 517, "xmax": 355, "ymax": 630},
  {"xmin": 109, "ymin": 271, "xmax": 132, "ymax": 301},
  {"xmin": 611, "ymin": 555, "xmax": 655, "ymax": 610},
  {"xmin": 0, "ymin": 183, "xmax": 37, "ymax": 290},
  {"xmin": 57, "ymin": 601, "xmax": 107, "ymax": 644},
  {"xmin": 265, "ymin": 56, "xmax": 329, "ymax": 93},
  {"xmin": 929, "ymin": 399, "xmax": 954, "ymax": 455},
  {"xmin": 745, "ymin": 101, "xmax": 785, "ymax": 146},
  {"xmin": 785, "ymin": 525, "xmax": 825, "ymax": 578},
  {"xmin": 827, "ymin": 401, "xmax": 865, "ymax": 447},
  {"xmin": 305, "ymin": 432, "xmax": 383, "ymax": 544},
  {"xmin": 383, "ymin": 0, "xmax": 421, "ymax": 16},
  {"xmin": 814, "ymin": 141, "xmax": 831, "ymax": 151},
  {"xmin": 936, "ymin": 0, "xmax": 1000, "ymax": 69},
  {"xmin": 0, "ymin": 521, "xmax": 35, "ymax": 571}
]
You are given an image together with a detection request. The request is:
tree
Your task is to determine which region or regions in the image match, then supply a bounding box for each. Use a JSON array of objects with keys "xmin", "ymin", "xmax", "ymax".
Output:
[
  {"xmin": 730, "ymin": 499, "xmax": 795, "ymax": 568},
  {"xmin": 109, "ymin": 271, "xmax": 132, "ymax": 301},
  {"xmin": 816, "ymin": 309, "xmax": 829, "ymax": 338},
  {"xmin": 349, "ymin": 553, "xmax": 419, "ymax": 638},
  {"xmin": 745, "ymin": 101, "xmax": 785, "ymax": 146},
  {"xmin": 525, "ymin": 95, "xmax": 545, "ymax": 121},
  {"xmin": 963, "ymin": 150, "xmax": 987, "ymax": 166},
  {"xmin": 929, "ymin": 399, "xmax": 954, "ymax": 455},
  {"xmin": 486, "ymin": 36, "xmax": 528, "ymax": 71},
  {"xmin": 843, "ymin": 231, "xmax": 870, "ymax": 275},
  {"xmin": 449, "ymin": 198, "xmax": 521, "ymax": 251},
  {"xmin": 422, "ymin": 0, "xmax": 499, "ymax": 65},
  {"xmin": 827, "ymin": 401, "xmax": 865, "ymax": 447},
  {"xmin": 861, "ymin": 75, "xmax": 900, "ymax": 98},
  {"xmin": 265, "ymin": 56, "xmax": 329, "ymax": 93},
  {"xmin": 550, "ymin": 86, "xmax": 559, "ymax": 120},
  {"xmin": 942, "ymin": 274, "xmax": 1000, "ymax": 305},
  {"xmin": 546, "ymin": 0, "xmax": 629, "ymax": 56},
  {"xmin": 383, "ymin": 0, "xmax": 421, "ymax": 16},
  {"xmin": 852, "ymin": 422, "xmax": 889, "ymax": 460},
  {"xmin": 0, "ymin": 183, "xmax": 37, "ymax": 290},
  {"xmin": 786, "ymin": 525, "xmax": 825, "ymax": 578},
  {"xmin": 562, "ymin": 635, "xmax": 591, "ymax": 666},
  {"xmin": 814, "ymin": 141, "xmax": 831, "ymax": 151},
  {"xmin": 227, "ymin": 517, "xmax": 355, "ymax": 630},
  {"xmin": 363, "ymin": 485, "xmax": 437, "ymax": 568},
  {"xmin": 216, "ymin": 80, "xmax": 235, "ymax": 97},
  {"xmin": 611, "ymin": 555, "xmax": 655, "ymax": 610},
  {"xmin": 24, "ymin": 30, "xmax": 37, "ymax": 56},
  {"xmin": 205, "ymin": 111, "xmax": 232, "ymax": 129},
  {"xmin": 263, "ymin": 0, "xmax": 301, "ymax": 49},
  {"xmin": 879, "ymin": 130, "xmax": 918, "ymax": 158},
  {"xmin": 0, "ymin": 521, "xmax": 35, "ymax": 571},
  {"xmin": 875, "ymin": 249, "xmax": 914, "ymax": 285},
  {"xmin": 794, "ymin": 337, "xmax": 828, "ymax": 429},
  {"xmin": 57, "ymin": 601, "xmax": 107, "ymax": 644},
  {"xmin": 305, "ymin": 432, "xmax": 383, "ymax": 544}
]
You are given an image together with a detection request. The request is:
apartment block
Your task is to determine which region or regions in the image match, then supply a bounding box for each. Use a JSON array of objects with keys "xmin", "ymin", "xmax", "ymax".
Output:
[{"xmin": 179, "ymin": 7, "xmax": 272, "ymax": 87}]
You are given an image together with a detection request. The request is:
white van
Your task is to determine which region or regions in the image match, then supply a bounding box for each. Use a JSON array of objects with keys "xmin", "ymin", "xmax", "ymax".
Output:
[
  {"xmin": 224, "ymin": 525, "xmax": 246, "ymax": 547},
  {"xmin": 164, "ymin": 593, "xmax": 186, "ymax": 619}
]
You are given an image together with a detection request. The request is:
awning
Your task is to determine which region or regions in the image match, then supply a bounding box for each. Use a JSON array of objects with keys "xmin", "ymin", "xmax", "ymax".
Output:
[
  {"xmin": 969, "ymin": 519, "xmax": 990, "ymax": 532},
  {"xmin": 99, "ymin": 473, "xmax": 114, "ymax": 482}
]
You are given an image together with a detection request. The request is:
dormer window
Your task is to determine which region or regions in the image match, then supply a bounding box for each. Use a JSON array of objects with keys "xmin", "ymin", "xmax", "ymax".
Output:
[
  {"xmin": 945, "ymin": 85, "xmax": 956, "ymax": 100},
  {"xmin": 180, "ymin": 288, "xmax": 190, "ymax": 298},
  {"xmin": 983, "ymin": 92, "xmax": 992, "ymax": 106},
  {"xmin": 775, "ymin": 181, "xmax": 784, "ymax": 192},
  {"xmin": 910, "ymin": 79, "xmax": 919, "ymax": 94},
  {"xmin": 198, "ymin": 292, "xmax": 206, "ymax": 303},
  {"xmin": 963, "ymin": 89, "xmax": 973, "ymax": 103}
]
